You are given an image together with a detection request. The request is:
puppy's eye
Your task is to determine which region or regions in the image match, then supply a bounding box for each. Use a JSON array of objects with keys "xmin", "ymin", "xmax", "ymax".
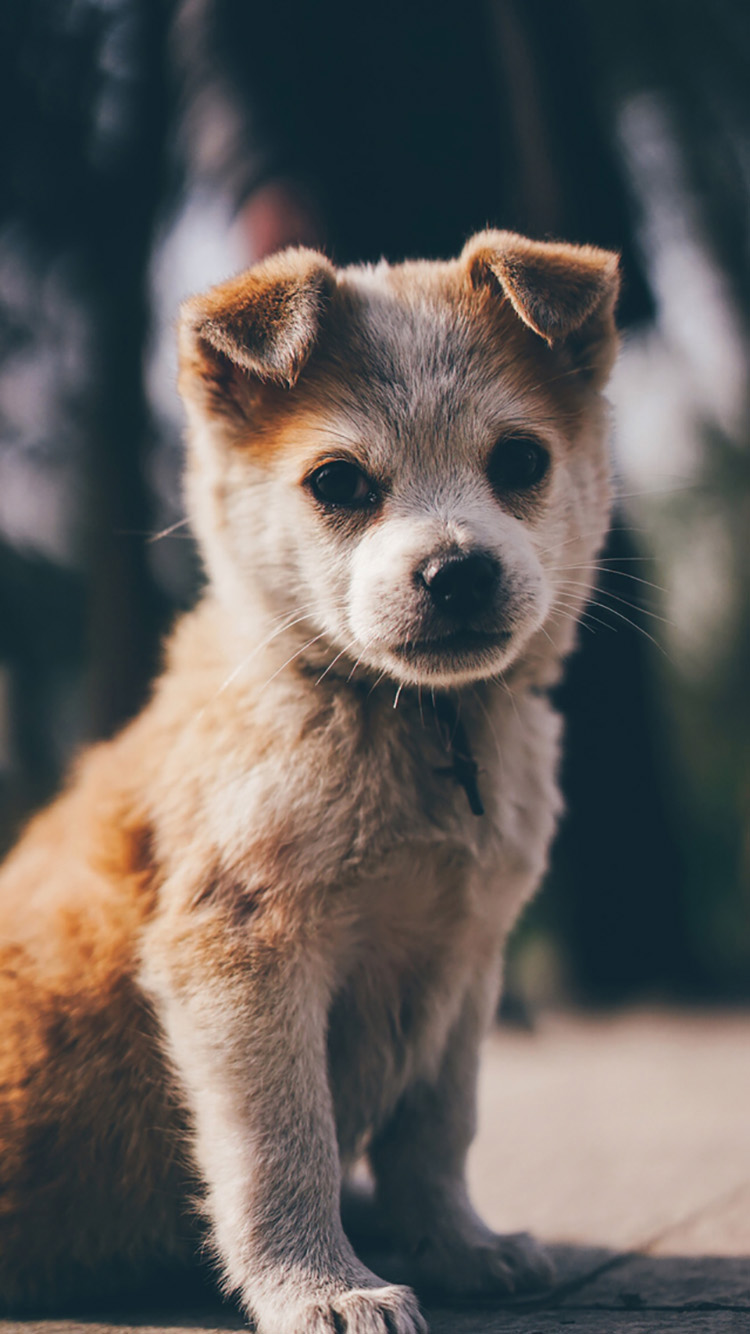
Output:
[
  {"xmin": 488, "ymin": 437, "xmax": 550, "ymax": 493},
  {"xmin": 308, "ymin": 461, "xmax": 378, "ymax": 509}
]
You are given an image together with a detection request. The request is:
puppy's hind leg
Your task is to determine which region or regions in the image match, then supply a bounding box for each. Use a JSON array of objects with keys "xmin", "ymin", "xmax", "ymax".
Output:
[
  {"xmin": 369, "ymin": 982, "xmax": 554, "ymax": 1299},
  {"xmin": 141, "ymin": 893, "xmax": 426, "ymax": 1334}
]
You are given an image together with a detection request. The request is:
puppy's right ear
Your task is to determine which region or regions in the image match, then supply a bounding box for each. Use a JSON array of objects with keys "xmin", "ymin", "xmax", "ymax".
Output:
[{"xmin": 178, "ymin": 247, "xmax": 335, "ymax": 412}]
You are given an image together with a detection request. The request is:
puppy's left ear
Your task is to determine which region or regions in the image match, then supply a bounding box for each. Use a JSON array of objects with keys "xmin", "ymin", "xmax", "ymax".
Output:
[{"xmin": 462, "ymin": 230, "xmax": 620, "ymax": 382}]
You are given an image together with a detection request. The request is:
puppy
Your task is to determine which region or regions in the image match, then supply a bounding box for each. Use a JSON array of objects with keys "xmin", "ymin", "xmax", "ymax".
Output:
[{"xmin": 0, "ymin": 231, "xmax": 619, "ymax": 1332}]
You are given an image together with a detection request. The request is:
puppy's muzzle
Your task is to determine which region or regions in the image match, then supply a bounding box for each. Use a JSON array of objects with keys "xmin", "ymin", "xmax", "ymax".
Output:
[{"xmin": 416, "ymin": 550, "xmax": 500, "ymax": 620}]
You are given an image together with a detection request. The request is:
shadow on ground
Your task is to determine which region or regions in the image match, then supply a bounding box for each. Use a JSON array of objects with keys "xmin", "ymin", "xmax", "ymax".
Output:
[{"xmin": 3, "ymin": 1245, "xmax": 749, "ymax": 1333}]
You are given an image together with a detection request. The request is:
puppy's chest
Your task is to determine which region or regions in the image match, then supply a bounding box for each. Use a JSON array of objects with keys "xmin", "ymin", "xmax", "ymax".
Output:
[
  {"xmin": 318, "ymin": 695, "xmax": 561, "ymax": 1160},
  {"xmin": 206, "ymin": 682, "xmax": 557, "ymax": 902},
  {"xmin": 327, "ymin": 839, "xmax": 493, "ymax": 1161}
]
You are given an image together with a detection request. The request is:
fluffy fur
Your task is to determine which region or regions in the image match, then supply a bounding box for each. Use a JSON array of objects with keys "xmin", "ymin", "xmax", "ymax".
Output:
[{"xmin": 0, "ymin": 231, "xmax": 619, "ymax": 1333}]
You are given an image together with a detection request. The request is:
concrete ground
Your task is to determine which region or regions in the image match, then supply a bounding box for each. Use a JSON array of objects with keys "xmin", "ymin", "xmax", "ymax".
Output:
[{"xmin": 3, "ymin": 1009, "xmax": 749, "ymax": 1334}]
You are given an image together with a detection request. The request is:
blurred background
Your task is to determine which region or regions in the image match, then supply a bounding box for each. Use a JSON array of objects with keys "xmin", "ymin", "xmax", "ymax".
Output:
[{"xmin": 0, "ymin": 0, "xmax": 748, "ymax": 1007}]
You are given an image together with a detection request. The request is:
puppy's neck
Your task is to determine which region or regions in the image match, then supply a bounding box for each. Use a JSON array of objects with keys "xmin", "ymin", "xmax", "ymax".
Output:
[{"xmin": 191, "ymin": 588, "xmax": 565, "ymax": 721}]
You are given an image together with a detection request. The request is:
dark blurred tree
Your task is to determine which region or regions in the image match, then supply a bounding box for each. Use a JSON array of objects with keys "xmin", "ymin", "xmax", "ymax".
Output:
[
  {"xmin": 583, "ymin": 0, "xmax": 750, "ymax": 331},
  {"xmin": 0, "ymin": 0, "xmax": 174, "ymax": 821},
  {"xmin": 579, "ymin": 0, "xmax": 750, "ymax": 992}
]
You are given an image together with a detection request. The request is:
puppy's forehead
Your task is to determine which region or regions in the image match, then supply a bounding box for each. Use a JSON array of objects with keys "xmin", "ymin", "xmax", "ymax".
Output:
[{"xmin": 295, "ymin": 262, "xmax": 563, "ymax": 466}]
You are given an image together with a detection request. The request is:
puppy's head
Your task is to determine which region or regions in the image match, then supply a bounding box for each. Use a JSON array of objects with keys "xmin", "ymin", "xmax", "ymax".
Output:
[{"xmin": 178, "ymin": 232, "xmax": 619, "ymax": 687}]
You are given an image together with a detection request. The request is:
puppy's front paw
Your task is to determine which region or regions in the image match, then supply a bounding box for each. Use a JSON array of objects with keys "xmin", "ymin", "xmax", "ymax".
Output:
[
  {"xmin": 253, "ymin": 1282, "xmax": 427, "ymax": 1333},
  {"xmin": 412, "ymin": 1228, "xmax": 554, "ymax": 1298},
  {"xmin": 330, "ymin": 1284, "xmax": 427, "ymax": 1333}
]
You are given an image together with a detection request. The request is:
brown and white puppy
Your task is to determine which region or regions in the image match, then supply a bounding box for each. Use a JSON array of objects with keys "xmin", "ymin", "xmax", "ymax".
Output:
[{"xmin": 0, "ymin": 232, "xmax": 619, "ymax": 1333}]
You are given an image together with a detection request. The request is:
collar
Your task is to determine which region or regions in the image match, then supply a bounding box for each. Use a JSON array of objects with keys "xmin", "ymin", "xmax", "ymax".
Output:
[{"xmin": 430, "ymin": 693, "xmax": 485, "ymax": 817}]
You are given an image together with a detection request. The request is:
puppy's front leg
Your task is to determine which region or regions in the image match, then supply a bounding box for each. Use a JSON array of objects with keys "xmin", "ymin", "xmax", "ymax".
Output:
[
  {"xmin": 142, "ymin": 902, "xmax": 425, "ymax": 1334},
  {"xmin": 370, "ymin": 985, "xmax": 553, "ymax": 1299}
]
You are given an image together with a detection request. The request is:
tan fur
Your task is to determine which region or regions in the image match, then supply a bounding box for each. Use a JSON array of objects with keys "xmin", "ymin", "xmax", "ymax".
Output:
[{"xmin": 0, "ymin": 233, "xmax": 619, "ymax": 1332}]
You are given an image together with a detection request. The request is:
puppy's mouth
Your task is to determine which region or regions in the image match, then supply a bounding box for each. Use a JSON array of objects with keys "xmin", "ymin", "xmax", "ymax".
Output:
[{"xmin": 391, "ymin": 628, "xmax": 511, "ymax": 663}]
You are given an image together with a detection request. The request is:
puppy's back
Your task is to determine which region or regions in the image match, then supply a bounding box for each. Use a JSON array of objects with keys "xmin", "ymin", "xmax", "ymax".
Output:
[{"xmin": 0, "ymin": 736, "xmax": 195, "ymax": 1306}]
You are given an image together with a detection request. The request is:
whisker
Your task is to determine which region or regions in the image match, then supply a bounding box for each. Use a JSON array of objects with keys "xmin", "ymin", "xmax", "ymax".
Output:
[
  {"xmin": 554, "ymin": 579, "xmax": 674, "ymax": 626},
  {"xmin": 258, "ymin": 632, "xmax": 330, "ymax": 694},
  {"xmin": 346, "ymin": 639, "xmax": 375, "ymax": 683},
  {"xmin": 550, "ymin": 593, "xmax": 669, "ymax": 656},
  {"xmin": 520, "ymin": 360, "xmax": 605, "ymax": 398},
  {"xmin": 579, "ymin": 555, "xmax": 659, "ymax": 563},
  {"xmin": 580, "ymin": 596, "xmax": 668, "ymax": 651},
  {"xmin": 493, "ymin": 669, "xmax": 521, "ymax": 726},
  {"xmin": 541, "ymin": 612, "xmax": 582, "ymax": 644},
  {"xmin": 147, "ymin": 516, "xmax": 191, "ymax": 543},
  {"xmin": 613, "ymin": 482, "xmax": 701, "ymax": 502},
  {"xmin": 555, "ymin": 563, "xmax": 667, "ymax": 594},
  {"xmin": 367, "ymin": 669, "xmax": 389, "ymax": 696},
  {"xmin": 197, "ymin": 604, "xmax": 329, "ymax": 715},
  {"xmin": 536, "ymin": 522, "xmax": 648, "ymax": 557},
  {"xmin": 302, "ymin": 421, "xmax": 364, "ymax": 447},
  {"xmin": 315, "ymin": 637, "xmax": 360, "ymax": 686},
  {"xmin": 548, "ymin": 601, "xmax": 611, "ymax": 636}
]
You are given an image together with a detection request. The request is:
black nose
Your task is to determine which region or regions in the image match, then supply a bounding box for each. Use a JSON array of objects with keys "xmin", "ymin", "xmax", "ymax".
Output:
[{"xmin": 418, "ymin": 552, "xmax": 500, "ymax": 615}]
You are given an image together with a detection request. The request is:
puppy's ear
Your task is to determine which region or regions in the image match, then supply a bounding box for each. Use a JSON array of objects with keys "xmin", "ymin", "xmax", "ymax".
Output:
[
  {"xmin": 179, "ymin": 247, "xmax": 335, "ymax": 398},
  {"xmin": 462, "ymin": 230, "xmax": 620, "ymax": 380}
]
